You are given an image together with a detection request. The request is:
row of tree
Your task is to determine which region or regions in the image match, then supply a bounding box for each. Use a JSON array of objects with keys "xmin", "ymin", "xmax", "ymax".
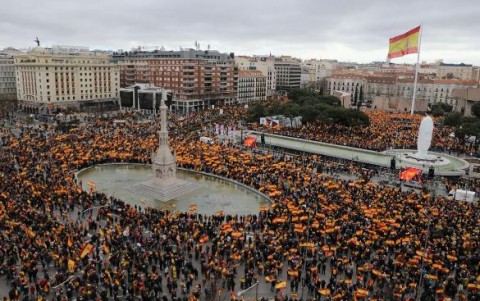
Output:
[
  {"xmin": 247, "ymin": 88, "xmax": 370, "ymax": 127},
  {"xmin": 443, "ymin": 102, "xmax": 480, "ymax": 151}
]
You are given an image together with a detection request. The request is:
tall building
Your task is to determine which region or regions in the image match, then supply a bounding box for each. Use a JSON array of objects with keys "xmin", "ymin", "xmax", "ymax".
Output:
[
  {"xmin": 14, "ymin": 46, "xmax": 119, "ymax": 113},
  {"xmin": 112, "ymin": 49, "xmax": 238, "ymax": 113},
  {"xmin": 0, "ymin": 52, "xmax": 16, "ymax": 101},
  {"xmin": 235, "ymin": 56, "xmax": 277, "ymax": 96},
  {"xmin": 274, "ymin": 56, "xmax": 301, "ymax": 92},
  {"xmin": 237, "ymin": 70, "xmax": 267, "ymax": 104}
]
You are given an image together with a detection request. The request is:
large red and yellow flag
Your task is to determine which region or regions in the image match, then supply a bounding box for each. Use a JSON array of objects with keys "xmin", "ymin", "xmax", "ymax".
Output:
[
  {"xmin": 80, "ymin": 243, "xmax": 95, "ymax": 258},
  {"xmin": 388, "ymin": 26, "xmax": 421, "ymax": 59}
]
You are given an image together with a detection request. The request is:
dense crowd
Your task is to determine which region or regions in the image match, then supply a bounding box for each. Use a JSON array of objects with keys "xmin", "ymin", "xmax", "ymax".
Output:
[
  {"xmin": 256, "ymin": 111, "xmax": 476, "ymax": 155},
  {"xmin": 0, "ymin": 108, "xmax": 479, "ymax": 301}
]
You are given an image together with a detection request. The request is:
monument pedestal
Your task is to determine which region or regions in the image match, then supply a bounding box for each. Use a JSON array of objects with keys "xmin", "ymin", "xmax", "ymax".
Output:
[{"xmin": 130, "ymin": 178, "xmax": 202, "ymax": 202}]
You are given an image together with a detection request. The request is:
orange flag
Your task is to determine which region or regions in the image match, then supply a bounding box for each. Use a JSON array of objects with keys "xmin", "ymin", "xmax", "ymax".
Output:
[
  {"xmin": 67, "ymin": 236, "xmax": 73, "ymax": 247},
  {"xmin": 199, "ymin": 235, "xmax": 208, "ymax": 244}
]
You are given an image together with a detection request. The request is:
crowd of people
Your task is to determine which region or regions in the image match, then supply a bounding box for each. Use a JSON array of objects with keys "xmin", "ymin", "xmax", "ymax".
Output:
[
  {"xmin": 255, "ymin": 111, "xmax": 476, "ymax": 155},
  {"xmin": 0, "ymin": 107, "xmax": 479, "ymax": 301}
]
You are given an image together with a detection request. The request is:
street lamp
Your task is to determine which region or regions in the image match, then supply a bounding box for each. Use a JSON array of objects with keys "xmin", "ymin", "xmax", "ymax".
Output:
[{"xmin": 78, "ymin": 204, "xmax": 113, "ymax": 219}]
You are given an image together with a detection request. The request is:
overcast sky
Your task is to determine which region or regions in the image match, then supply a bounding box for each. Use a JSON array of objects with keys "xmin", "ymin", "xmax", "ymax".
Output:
[{"xmin": 2, "ymin": 0, "xmax": 480, "ymax": 65}]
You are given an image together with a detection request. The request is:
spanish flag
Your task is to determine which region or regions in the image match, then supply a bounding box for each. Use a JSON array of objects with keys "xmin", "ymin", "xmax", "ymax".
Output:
[
  {"xmin": 80, "ymin": 243, "xmax": 95, "ymax": 258},
  {"xmin": 388, "ymin": 26, "xmax": 421, "ymax": 59},
  {"xmin": 275, "ymin": 281, "xmax": 287, "ymax": 290},
  {"xmin": 68, "ymin": 259, "xmax": 76, "ymax": 273},
  {"xmin": 67, "ymin": 236, "xmax": 73, "ymax": 247}
]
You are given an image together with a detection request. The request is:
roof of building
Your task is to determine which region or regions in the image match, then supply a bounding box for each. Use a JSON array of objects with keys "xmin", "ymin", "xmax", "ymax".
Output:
[
  {"xmin": 112, "ymin": 49, "xmax": 234, "ymax": 60},
  {"xmin": 365, "ymin": 76, "xmax": 397, "ymax": 84},
  {"xmin": 439, "ymin": 62, "xmax": 473, "ymax": 67},
  {"xmin": 328, "ymin": 73, "xmax": 365, "ymax": 80}
]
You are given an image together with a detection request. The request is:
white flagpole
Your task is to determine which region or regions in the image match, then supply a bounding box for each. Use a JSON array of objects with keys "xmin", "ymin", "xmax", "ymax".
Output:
[{"xmin": 410, "ymin": 24, "xmax": 423, "ymax": 115}]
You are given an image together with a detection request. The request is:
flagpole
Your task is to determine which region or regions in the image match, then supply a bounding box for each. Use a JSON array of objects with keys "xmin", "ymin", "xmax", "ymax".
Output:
[{"xmin": 410, "ymin": 24, "xmax": 423, "ymax": 115}]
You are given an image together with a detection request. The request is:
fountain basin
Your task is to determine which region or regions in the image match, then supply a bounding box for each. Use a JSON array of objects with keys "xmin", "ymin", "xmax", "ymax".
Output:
[{"xmin": 76, "ymin": 163, "xmax": 270, "ymax": 215}]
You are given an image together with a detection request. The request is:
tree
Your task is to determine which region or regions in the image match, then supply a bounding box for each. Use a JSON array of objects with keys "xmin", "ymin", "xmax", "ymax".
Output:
[
  {"xmin": 471, "ymin": 102, "xmax": 480, "ymax": 119},
  {"xmin": 346, "ymin": 109, "xmax": 370, "ymax": 126},
  {"xmin": 354, "ymin": 85, "xmax": 359, "ymax": 106},
  {"xmin": 431, "ymin": 106, "xmax": 445, "ymax": 117},
  {"xmin": 300, "ymin": 106, "xmax": 321, "ymax": 123},
  {"xmin": 319, "ymin": 96, "xmax": 341, "ymax": 107},
  {"xmin": 455, "ymin": 121, "xmax": 480, "ymax": 149},
  {"xmin": 246, "ymin": 104, "xmax": 266, "ymax": 123},
  {"xmin": 280, "ymin": 102, "xmax": 302, "ymax": 119},
  {"xmin": 443, "ymin": 112, "xmax": 463, "ymax": 127}
]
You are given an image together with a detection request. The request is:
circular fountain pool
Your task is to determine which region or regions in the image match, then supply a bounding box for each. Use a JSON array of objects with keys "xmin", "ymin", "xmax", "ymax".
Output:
[{"xmin": 77, "ymin": 164, "xmax": 270, "ymax": 215}]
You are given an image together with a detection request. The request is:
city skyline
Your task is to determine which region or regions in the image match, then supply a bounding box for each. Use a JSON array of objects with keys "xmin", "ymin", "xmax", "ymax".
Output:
[{"xmin": 1, "ymin": 0, "xmax": 480, "ymax": 65}]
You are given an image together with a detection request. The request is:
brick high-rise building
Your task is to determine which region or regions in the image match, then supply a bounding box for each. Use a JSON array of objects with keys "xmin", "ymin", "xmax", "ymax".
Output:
[{"xmin": 112, "ymin": 49, "xmax": 238, "ymax": 113}]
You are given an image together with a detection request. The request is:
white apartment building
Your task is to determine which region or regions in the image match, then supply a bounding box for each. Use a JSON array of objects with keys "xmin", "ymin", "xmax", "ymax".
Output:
[
  {"xmin": 237, "ymin": 70, "xmax": 267, "ymax": 104},
  {"xmin": 235, "ymin": 56, "xmax": 276, "ymax": 96},
  {"xmin": 14, "ymin": 46, "xmax": 119, "ymax": 112}
]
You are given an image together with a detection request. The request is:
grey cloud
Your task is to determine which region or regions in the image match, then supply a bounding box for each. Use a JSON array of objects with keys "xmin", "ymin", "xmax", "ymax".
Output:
[{"xmin": 1, "ymin": 0, "xmax": 479, "ymax": 64}]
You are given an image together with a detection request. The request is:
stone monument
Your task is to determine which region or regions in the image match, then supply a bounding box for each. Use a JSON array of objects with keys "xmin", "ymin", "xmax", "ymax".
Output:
[
  {"xmin": 130, "ymin": 91, "xmax": 201, "ymax": 202},
  {"xmin": 151, "ymin": 91, "xmax": 177, "ymax": 184}
]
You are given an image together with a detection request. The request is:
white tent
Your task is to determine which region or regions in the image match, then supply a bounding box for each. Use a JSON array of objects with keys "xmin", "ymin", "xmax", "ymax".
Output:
[{"xmin": 455, "ymin": 189, "xmax": 476, "ymax": 203}]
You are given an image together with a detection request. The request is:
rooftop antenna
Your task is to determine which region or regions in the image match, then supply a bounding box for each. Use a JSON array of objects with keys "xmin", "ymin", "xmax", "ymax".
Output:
[
  {"xmin": 194, "ymin": 41, "xmax": 198, "ymax": 50},
  {"xmin": 34, "ymin": 37, "xmax": 40, "ymax": 47}
]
